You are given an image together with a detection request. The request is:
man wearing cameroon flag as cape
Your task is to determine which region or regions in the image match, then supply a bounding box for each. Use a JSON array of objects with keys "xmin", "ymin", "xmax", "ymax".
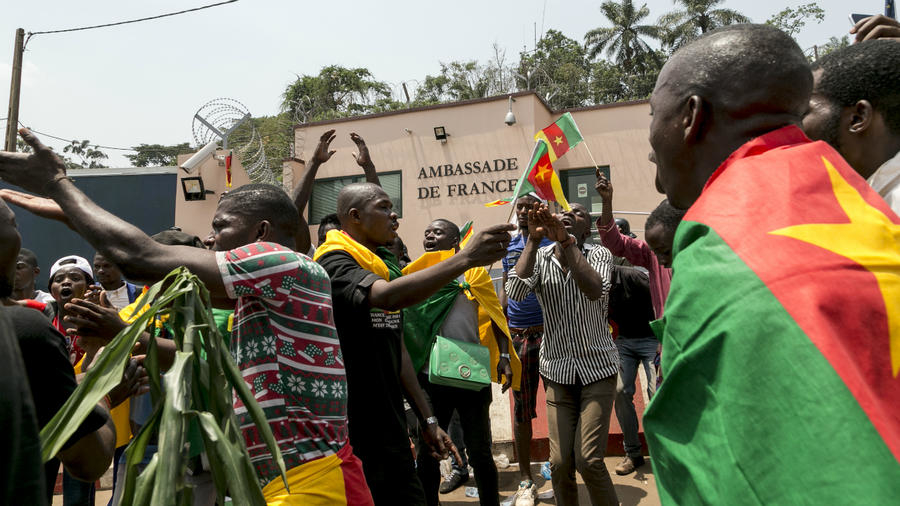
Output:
[
  {"xmin": 402, "ymin": 218, "xmax": 521, "ymax": 506},
  {"xmin": 645, "ymin": 24, "xmax": 900, "ymax": 503},
  {"xmin": 314, "ymin": 182, "xmax": 516, "ymax": 505}
]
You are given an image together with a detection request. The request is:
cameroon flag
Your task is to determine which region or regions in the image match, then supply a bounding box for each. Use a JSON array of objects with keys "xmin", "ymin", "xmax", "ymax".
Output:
[
  {"xmin": 534, "ymin": 112, "xmax": 583, "ymax": 162},
  {"xmin": 644, "ymin": 126, "xmax": 900, "ymax": 503},
  {"xmin": 483, "ymin": 140, "xmax": 571, "ymax": 210}
]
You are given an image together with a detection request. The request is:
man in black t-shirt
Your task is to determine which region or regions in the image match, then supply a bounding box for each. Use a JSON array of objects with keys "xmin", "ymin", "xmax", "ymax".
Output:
[
  {"xmin": 0, "ymin": 307, "xmax": 46, "ymax": 506},
  {"xmin": 0, "ymin": 199, "xmax": 116, "ymax": 503},
  {"xmin": 315, "ymin": 182, "xmax": 514, "ymax": 505}
]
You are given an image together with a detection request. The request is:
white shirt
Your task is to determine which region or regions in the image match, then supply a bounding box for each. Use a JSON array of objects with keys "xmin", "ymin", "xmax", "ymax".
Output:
[
  {"xmin": 106, "ymin": 283, "xmax": 131, "ymax": 310},
  {"xmin": 867, "ymin": 149, "xmax": 900, "ymax": 216}
]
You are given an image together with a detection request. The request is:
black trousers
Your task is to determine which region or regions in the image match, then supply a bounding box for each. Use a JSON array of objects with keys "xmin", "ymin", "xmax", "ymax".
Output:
[
  {"xmin": 416, "ymin": 373, "xmax": 499, "ymax": 506},
  {"xmin": 358, "ymin": 446, "xmax": 426, "ymax": 506}
]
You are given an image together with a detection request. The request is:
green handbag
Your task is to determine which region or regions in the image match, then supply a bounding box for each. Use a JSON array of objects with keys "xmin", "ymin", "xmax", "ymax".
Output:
[{"xmin": 428, "ymin": 335, "xmax": 492, "ymax": 391}]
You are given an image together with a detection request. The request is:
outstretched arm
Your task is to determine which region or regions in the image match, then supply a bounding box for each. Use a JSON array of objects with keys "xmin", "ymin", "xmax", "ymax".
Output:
[
  {"xmin": 292, "ymin": 129, "xmax": 336, "ymax": 254},
  {"xmin": 0, "ymin": 130, "xmax": 226, "ymax": 296},
  {"xmin": 368, "ymin": 223, "xmax": 515, "ymax": 310},
  {"xmin": 537, "ymin": 206, "xmax": 606, "ymax": 300}
]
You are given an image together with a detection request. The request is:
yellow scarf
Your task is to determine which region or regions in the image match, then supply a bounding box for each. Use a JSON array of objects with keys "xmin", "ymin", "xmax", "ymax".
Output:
[
  {"xmin": 313, "ymin": 229, "xmax": 390, "ymax": 280},
  {"xmin": 403, "ymin": 251, "xmax": 522, "ymax": 391}
]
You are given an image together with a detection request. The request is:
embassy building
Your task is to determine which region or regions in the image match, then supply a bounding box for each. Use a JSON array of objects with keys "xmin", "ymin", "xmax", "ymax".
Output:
[
  {"xmin": 170, "ymin": 91, "xmax": 660, "ymax": 457},
  {"xmin": 291, "ymin": 91, "xmax": 660, "ymax": 258}
]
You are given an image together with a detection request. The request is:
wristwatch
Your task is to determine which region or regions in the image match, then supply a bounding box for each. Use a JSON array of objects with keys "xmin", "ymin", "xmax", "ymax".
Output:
[
  {"xmin": 499, "ymin": 353, "xmax": 511, "ymax": 360},
  {"xmin": 425, "ymin": 416, "xmax": 439, "ymax": 426}
]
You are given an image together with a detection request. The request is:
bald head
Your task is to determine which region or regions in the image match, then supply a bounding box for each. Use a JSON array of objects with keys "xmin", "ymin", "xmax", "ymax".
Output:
[
  {"xmin": 661, "ymin": 24, "xmax": 812, "ymax": 119},
  {"xmin": 650, "ymin": 24, "xmax": 813, "ymax": 209},
  {"xmin": 337, "ymin": 183, "xmax": 388, "ymax": 224}
]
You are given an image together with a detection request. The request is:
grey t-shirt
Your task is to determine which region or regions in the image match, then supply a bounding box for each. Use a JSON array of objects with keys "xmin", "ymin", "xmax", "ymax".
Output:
[{"xmin": 438, "ymin": 277, "xmax": 480, "ymax": 345}]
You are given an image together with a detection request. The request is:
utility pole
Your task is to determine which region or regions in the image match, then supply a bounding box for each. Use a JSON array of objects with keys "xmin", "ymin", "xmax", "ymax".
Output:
[{"xmin": 5, "ymin": 28, "xmax": 25, "ymax": 152}]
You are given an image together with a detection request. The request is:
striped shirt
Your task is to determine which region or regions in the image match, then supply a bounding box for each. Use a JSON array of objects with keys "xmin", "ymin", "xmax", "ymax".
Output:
[
  {"xmin": 506, "ymin": 243, "xmax": 619, "ymax": 385},
  {"xmin": 217, "ymin": 242, "xmax": 348, "ymax": 487}
]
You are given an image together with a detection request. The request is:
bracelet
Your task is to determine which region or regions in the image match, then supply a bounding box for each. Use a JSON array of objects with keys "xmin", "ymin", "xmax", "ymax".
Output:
[
  {"xmin": 499, "ymin": 353, "xmax": 511, "ymax": 360},
  {"xmin": 42, "ymin": 174, "xmax": 72, "ymax": 195},
  {"xmin": 104, "ymin": 395, "xmax": 113, "ymax": 409},
  {"xmin": 425, "ymin": 416, "xmax": 438, "ymax": 426}
]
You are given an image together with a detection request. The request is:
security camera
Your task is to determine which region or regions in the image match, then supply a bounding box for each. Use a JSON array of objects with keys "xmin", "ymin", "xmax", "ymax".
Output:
[
  {"xmin": 504, "ymin": 111, "xmax": 517, "ymax": 126},
  {"xmin": 180, "ymin": 140, "xmax": 219, "ymax": 173}
]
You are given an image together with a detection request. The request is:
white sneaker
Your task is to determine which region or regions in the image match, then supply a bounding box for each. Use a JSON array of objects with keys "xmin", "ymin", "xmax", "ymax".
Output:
[{"xmin": 512, "ymin": 480, "xmax": 538, "ymax": 506}]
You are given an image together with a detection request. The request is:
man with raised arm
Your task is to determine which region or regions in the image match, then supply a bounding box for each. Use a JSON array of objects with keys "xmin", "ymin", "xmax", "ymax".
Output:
[
  {"xmin": 644, "ymin": 24, "xmax": 900, "ymax": 503},
  {"xmin": 314, "ymin": 183, "xmax": 514, "ymax": 505},
  {"xmin": 0, "ymin": 130, "xmax": 374, "ymax": 505},
  {"xmin": 506, "ymin": 202, "xmax": 619, "ymax": 506},
  {"xmin": 292, "ymin": 130, "xmax": 381, "ymax": 255}
]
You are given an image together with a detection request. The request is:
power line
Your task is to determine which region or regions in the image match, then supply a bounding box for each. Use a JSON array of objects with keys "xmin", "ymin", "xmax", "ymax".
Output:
[
  {"xmin": 15, "ymin": 120, "xmax": 191, "ymax": 155},
  {"xmin": 24, "ymin": 0, "xmax": 238, "ymax": 46}
]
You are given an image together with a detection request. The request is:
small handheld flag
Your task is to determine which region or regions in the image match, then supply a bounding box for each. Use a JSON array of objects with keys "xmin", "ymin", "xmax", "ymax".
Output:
[{"xmin": 534, "ymin": 112, "xmax": 584, "ymax": 162}]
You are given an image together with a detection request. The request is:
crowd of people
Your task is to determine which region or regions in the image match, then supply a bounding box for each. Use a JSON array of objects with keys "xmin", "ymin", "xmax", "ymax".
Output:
[{"xmin": 0, "ymin": 17, "xmax": 898, "ymax": 506}]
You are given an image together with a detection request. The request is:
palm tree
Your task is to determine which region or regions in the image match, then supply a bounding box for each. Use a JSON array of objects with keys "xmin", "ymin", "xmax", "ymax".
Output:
[
  {"xmin": 658, "ymin": 0, "xmax": 751, "ymax": 51},
  {"xmin": 584, "ymin": 0, "xmax": 661, "ymax": 73}
]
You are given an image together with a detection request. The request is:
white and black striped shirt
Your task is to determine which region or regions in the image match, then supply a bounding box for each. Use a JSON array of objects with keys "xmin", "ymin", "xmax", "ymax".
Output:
[{"xmin": 506, "ymin": 243, "xmax": 619, "ymax": 385}]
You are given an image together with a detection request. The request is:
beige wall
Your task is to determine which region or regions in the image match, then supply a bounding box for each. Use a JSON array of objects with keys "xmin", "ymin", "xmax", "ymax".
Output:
[
  {"xmin": 295, "ymin": 93, "xmax": 658, "ymax": 258},
  {"xmin": 174, "ymin": 150, "xmax": 253, "ymax": 239}
]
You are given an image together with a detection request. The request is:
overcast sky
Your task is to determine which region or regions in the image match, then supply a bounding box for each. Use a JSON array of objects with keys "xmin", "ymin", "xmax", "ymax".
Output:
[{"xmin": 1, "ymin": 0, "xmax": 871, "ymax": 166}]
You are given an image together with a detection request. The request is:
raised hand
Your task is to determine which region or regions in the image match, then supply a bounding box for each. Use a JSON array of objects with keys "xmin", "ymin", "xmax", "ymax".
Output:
[
  {"xmin": 350, "ymin": 132, "xmax": 373, "ymax": 167},
  {"xmin": 595, "ymin": 170, "xmax": 613, "ymax": 201},
  {"xmin": 526, "ymin": 202, "xmax": 546, "ymax": 241},
  {"xmin": 536, "ymin": 206, "xmax": 569, "ymax": 243},
  {"xmin": 851, "ymin": 14, "xmax": 900, "ymax": 42},
  {"xmin": 0, "ymin": 129, "xmax": 68, "ymax": 195},
  {"xmin": 310, "ymin": 129, "xmax": 337, "ymax": 165},
  {"xmin": 460, "ymin": 222, "xmax": 516, "ymax": 266},
  {"xmin": 64, "ymin": 298, "xmax": 128, "ymax": 343},
  {"xmin": 0, "ymin": 188, "xmax": 69, "ymax": 224}
]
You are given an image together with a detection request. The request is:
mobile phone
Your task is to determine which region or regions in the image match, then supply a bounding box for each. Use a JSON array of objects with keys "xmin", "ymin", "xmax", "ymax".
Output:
[{"xmin": 849, "ymin": 13, "xmax": 873, "ymax": 25}]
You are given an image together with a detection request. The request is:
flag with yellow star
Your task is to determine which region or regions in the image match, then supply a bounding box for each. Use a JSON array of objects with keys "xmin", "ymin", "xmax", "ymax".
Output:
[
  {"xmin": 643, "ymin": 126, "xmax": 900, "ymax": 504},
  {"xmin": 534, "ymin": 112, "xmax": 584, "ymax": 162},
  {"xmin": 483, "ymin": 139, "xmax": 571, "ymax": 210}
]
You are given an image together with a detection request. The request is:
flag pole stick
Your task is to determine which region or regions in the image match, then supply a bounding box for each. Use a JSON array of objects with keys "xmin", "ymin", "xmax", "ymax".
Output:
[{"xmin": 580, "ymin": 141, "xmax": 604, "ymax": 172}]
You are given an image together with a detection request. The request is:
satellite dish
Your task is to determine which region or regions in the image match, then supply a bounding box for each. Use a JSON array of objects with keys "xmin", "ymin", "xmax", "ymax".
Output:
[{"xmin": 191, "ymin": 98, "xmax": 274, "ymax": 184}]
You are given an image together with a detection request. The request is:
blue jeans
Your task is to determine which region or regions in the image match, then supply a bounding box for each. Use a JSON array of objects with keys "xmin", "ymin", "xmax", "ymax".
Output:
[
  {"xmin": 62, "ymin": 469, "xmax": 95, "ymax": 506},
  {"xmin": 614, "ymin": 337, "xmax": 659, "ymax": 457}
]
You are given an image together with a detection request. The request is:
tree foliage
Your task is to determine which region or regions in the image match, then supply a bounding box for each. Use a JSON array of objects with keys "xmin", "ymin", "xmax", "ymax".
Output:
[
  {"xmin": 585, "ymin": 0, "xmax": 661, "ymax": 72},
  {"xmin": 590, "ymin": 50, "xmax": 664, "ymax": 104},
  {"xmin": 766, "ymin": 3, "xmax": 825, "ymax": 37},
  {"xmin": 658, "ymin": 0, "xmax": 751, "ymax": 50},
  {"xmin": 63, "ymin": 140, "xmax": 108, "ymax": 169},
  {"xmin": 518, "ymin": 29, "xmax": 592, "ymax": 109},
  {"xmin": 816, "ymin": 35, "xmax": 850, "ymax": 60},
  {"xmin": 281, "ymin": 65, "xmax": 400, "ymax": 123},
  {"xmin": 125, "ymin": 143, "xmax": 192, "ymax": 167}
]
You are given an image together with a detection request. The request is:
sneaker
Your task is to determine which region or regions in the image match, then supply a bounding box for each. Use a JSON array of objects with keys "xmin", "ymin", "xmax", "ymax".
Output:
[
  {"xmin": 614, "ymin": 455, "xmax": 646, "ymax": 475},
  {"xmin": 512, "ymin": 480, "xmax": 537, "ymax": 506},
  {"xmin": 439, "ymin": 469, "xmax": 469, "ymax": 494}
]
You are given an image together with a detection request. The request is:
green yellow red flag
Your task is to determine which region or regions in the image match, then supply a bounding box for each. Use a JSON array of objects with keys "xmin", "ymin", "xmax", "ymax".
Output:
[
  {"xmin": 534, "ymin": 112, "xmax": 584, "ymax": 162},
  {"xmin": 483, "ymin": 140, "xmax": 570, "ymax": 210},
  {"xmin": 644, "ymin": 126, "xmax": 900, "ymax": 504}
]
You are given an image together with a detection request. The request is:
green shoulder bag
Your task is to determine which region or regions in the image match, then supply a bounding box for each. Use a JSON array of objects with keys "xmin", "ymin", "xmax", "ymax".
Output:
[{"xmin": 428, "ymin": 335, "xmax": 491, "ymax": 391}]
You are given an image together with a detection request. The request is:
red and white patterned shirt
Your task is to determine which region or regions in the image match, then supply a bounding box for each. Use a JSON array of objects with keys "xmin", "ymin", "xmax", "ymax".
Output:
[{"xmin": 216, "ymin": 242, "xmax": 348, "ymax": 486}]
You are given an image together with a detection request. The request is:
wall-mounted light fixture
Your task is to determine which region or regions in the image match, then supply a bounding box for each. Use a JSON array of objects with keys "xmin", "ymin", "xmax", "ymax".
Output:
[
  {"xmin": 181, "ymin": 176, "xmax": 213, "ymax": 201},
  {"xmin": 434, "ymin": 126, "xmax": 448, "ymax": 143},
  {"xmin": 505, "ymin": 96, "xmax": 517, "ymax": 126}
]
